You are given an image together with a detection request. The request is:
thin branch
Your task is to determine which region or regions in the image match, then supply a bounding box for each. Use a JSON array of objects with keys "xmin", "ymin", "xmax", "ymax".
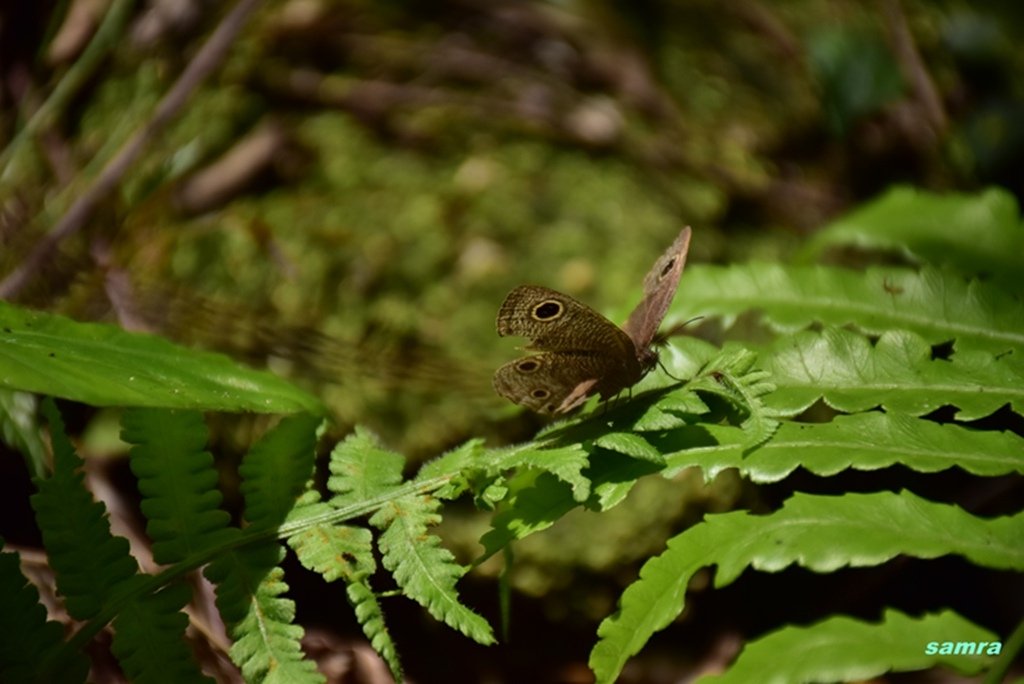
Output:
[
  {"xmin": 881, "ymin": 0, "xmax": 947, "ymax": 135},
  {"xmin": 0, "ymin": 0, "xmax": 136, "ymax": 178},
  {"xmin": 0, "ymin": 0, "xmax": 261, "ymax": 299}
]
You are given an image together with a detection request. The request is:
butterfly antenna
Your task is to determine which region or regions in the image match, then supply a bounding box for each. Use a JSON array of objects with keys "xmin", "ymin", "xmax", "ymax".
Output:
[
  {"xmin": 653, "ymin": 316, "xmax": 704, "ymax": 345},
  {"xmin": 653, "ymin": 316, "xmax": 704, "ymax": 381}
]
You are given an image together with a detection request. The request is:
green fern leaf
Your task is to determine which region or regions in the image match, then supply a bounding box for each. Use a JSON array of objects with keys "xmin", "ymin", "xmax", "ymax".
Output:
[
  {"xmin": 30, "ymin": 400, "xmax": 138, "ymax": 620},
  {"xmin": 206, "ymin": 544, "xmax": 324, "ymax": 684},
  {"xmin": 665, "ymin": 412, "xmax": 1024, "ymax": 482},
  {"xmin": 371, "ymin": 494, "xmax": 495, "ymax": 645},
  {"xmin": 806, "ymin": 186, "xmax": 1023, "ymax": 292},
  {"xmin": 111, "ymin": 581, "xmax": 214, "ymax": 684},
  {"xmin": 240, "ymin": 413, "xmax": 321, "ymax": 528},
  {"xmin": 627, "ymin": 387, "xmax": 708, "ymax": 431},
  {"xmin": 478, "ymin": 471, "xmax": 577, "ymax": 562},
  {"xmin": 122, "ymin": 408, "xmax": 233, "ymax": 564},
  {"xmin": 765, "ymin": 327, "xmax": 1023, "ymax": 419},
  {"xmin": 327, "ymin": 426, "xmax": 406, "ymax": 504},
  {"xmin": 594, "ymin": 433, "xmax": 663, "ymax": 465},
  {"xmin": 687, "ymin": 347, "xmax": 778, "ymax": 448},
  {"xmin": 289, "ymin": 479, "xmax": 404, "ymax": 680},
  {"xmin": 588, "ymin": 450, "xmax": 666, "ymax": 511},
  {"xmin": 289, "ymin": 523, "xmax": 375, "ymax": 582},
  {"xmin": 0, "ymin": 542, "xmax": 89, "ymax": 683},
  {"xmin": 208, "ymin": 414, "xmax": 325, "ymax": 683},
  {"xmin": 417, "ymin": 438, "xmax": 486, "ymax": 479},
  {"xmin": 590, "ymin": 489, "xmax": 1024, "ymax": 683},
  {"xmin": 490, "ymin": 444, "xmax": 593, "ymax": 501},
  {"xmin": 346, "ymin": 580, "xmax": 403, "ymax": 682},
  {"xmin": 288, "ymin": 519, "xmax": 405, "ymax": 680},
  {"xmin": 674, "ymin": 263, "xmax": 1024, "ymax": 354},
  {"xmin": 696, "ymin": 609, "xmax": 998, "ymax": 683}
]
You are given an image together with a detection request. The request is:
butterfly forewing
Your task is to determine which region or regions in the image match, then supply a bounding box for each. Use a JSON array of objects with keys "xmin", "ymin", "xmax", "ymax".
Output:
[
  {"xmin": 621, "ymin": 227, "xmax": 691, "ymax": 353},
  {"xmin": 497, "ymin": 285, "xmax": 636, "ymax": 358}
]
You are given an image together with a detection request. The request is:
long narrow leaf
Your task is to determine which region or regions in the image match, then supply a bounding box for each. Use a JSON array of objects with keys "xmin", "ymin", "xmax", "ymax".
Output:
[
  {"xmin": 30, "ymin": 400, "xmax": 137, "ymax": 620},
  {"xmin": 591, "ymin": 490, "xmax": 1024, "ymax": 683},
  {"xmin": 123, "ymin": 408, "xmax": 233, "ymax": 564},
  {"xmin": 372, "ymin": 494, "xmax": 495, "ymax": 645},
  {"xmin": 805, "ymin": 186, "xmax": 1023, "ymax": 292},
  {"xmin": 0, "ymin": 543, "xmax": 89, "ymax": 683},
  {"xmin": 0, "ymin": 301, "xmax": 322, "ymax": 413},
  {"xmin": 673, "ymin": 263, "xmax": 1024, "ymax": 354},
  {"xmin": 111, "ymin": 581, "xmax": 214, "ymax": 684},
  {"xmin": 664, "ymin": 412, "xmax": 1024, "ymax": 482},
  {"xmin": 206, "ymin": 544, "xmax": 324, "ymax": 684},
  {"xmin": 764, "ymin": 327, "xmax": 1023, "ymax": 419},
  {"xmin": 697, "ymin": 609, "xmax": 999, "ymax": 683}
]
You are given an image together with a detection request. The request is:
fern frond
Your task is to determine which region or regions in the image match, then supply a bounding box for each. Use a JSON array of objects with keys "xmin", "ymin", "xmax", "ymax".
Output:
[
  {"xmin": 240, "ymin": 413, "xmax": 321, "ymax": 528},
  {"xmin": 593, "ymin": 433, "xmax": 663, "ymax": 465},
  {"xmin": 625, "ymin": 388, "xmax": 709, "ymax": 431},
  {"xmin": 696, "ymin": 609, "xmax": 998, "ymax": 683},
  {"xmin": 675, "ymin": 263, "xmax": 1024, "ymax": 354},
  {"xmin": 416, "ymin": 438, "xmax": 486, "ymax": 500},
  {"xmin": 206, "ymin": 544, "xmax": 324, "ymax": 684},
  {"xmin": 590, "ymin": 489, "xmax": 1024, "ymax": 683},
  {"xmin": 204, "ymin": 414, "xmax": 325, "ymax": 683},
  {"xmin": 764, "ymin": 327, "xmax": 1023, "ymax": 419},
  {"xmin": 111, "ymin": 580, "xmax": 214, "ymax": 684},
  {"xmin": 806, "ymin": 186, "xmax": 1023, "ymax": 293},
  {"xmin": 665, "ymin": 412, "xmax": 1024, "ymax": 482},
  {"xmin": 289, "ymin": 461, "xmax": 404, "ymax": 681},
  {"xmin": 288, "ymin": 523, "xmax": 375, "ymax": 583},
  {"xmin": 327, "ymin": 426, "xmax": 405, "ymax": 504},
  {"xmin": 122, "ymin": 408, "xmax": 233, "ymax": 564},
  {"xmin": 346, "ymin": 580, "xmax": 403, "ymax": 682},
  {"xmin": 31, "ymin": 400, "xmax": 138, "ymax": 620},
  {"xmin": 0, "ymin": 543, "xmax": 89, "ymax": 683},
  {"xmin": 371, "ymin": 494, "xmax": 495, "ymax": 645},
  {"xmin": 687, "ymin": 347, "xmax": 778, "ymax": 449},
  {"xmin": 478, "ymin": 471, "xmax": 577, "ymax": 562},
  {"xmin": 491, "ymin": 444, "xmax": 593, "ymax": 501}
]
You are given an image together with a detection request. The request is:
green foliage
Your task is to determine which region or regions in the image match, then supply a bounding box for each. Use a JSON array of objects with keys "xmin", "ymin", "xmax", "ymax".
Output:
[
  {"xmin": 31, "ymin": 400, "xmax": 139, "ymax": 620},
  {"xmin": 207, "ymin": 545, "xmax": 322, "ymax": 684},
  {"xmin": 327, "ymin": 429, "xmax": 495, "ymax": 646},
  {"xmin": 764, "ymin": 327, "xmax": 1023, "ymax": 418},
  {"xmin": 0, "ymin": 541, "xmax": 89, "ymax": 683},
  {"xmin": 123, "ymin": 409, "xmax": 235, "ymax": 563},
  {"xmin": 1, "ymin": 186, "xmax": 1021, "ymax": 682},
  {"xmin": 0, "ymin": 389, "xmax": 47, "ymax": 478},
  {"xmin": 206, "ymin": 415, "xmax": 325, "ymax": 683},
  {"xmin": 590, "ymin": 490, "xmax": 1020, "ymax": 681},
  {"xmin": 111, "ymin": 582, "xmax": 214, "ymax": 684},
  {"xmin": 806, "ymin": 26, "xmax": 905, "ymax": 135},
  {"xmin": 696, "ymin": 610, "xmax": 998, "ymax": 683},
  {"xmin": 0, "ymin": 302, "xmax": 322, "ymax": 414},
  {"xmin": 671, "ymin": 262, "xmax": 1024, "ymax": 355},
  {"xmin": 805, "ymin": 186, "xmax": 1024, "ymax": 292},
  {"xmin": 577, "ymin": 188, "xmax": 1024, "ymax": 683}
]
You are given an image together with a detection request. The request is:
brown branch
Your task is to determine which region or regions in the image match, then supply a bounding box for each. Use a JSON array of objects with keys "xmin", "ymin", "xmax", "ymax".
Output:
[
  {"xmin": 881, "ymin": 0, "xmax": 948, "ymax": 136},
  {"xmin": 0, "ymin": 0, "xmax": 261, "ymax": 299}
]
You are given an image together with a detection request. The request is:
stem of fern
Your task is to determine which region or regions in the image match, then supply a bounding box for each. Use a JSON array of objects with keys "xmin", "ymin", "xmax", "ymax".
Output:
[{"xmin": 44, "ymin": 472, "xmax": 455, "ymax": 679}]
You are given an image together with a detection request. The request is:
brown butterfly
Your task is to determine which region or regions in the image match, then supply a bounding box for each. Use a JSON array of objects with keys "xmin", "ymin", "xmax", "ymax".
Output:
[{"xmin": 493, "ymin": 227, "xmax": 692, "ymax": 414}]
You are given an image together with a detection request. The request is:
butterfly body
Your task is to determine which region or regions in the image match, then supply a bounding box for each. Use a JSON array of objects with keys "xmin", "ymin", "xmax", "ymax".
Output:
[{"xmin": 493, "ymin": 227, "xmax": 692, "ymax": 414}]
